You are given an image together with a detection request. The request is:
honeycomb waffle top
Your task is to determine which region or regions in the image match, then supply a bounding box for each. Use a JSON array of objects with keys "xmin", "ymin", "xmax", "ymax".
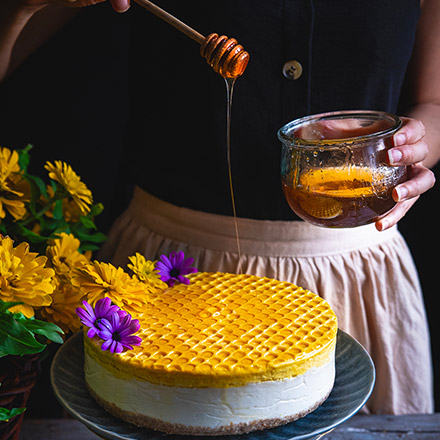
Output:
[{"xmin": 85, "ymin": 272, "xmax": 338, "ymax": 388}]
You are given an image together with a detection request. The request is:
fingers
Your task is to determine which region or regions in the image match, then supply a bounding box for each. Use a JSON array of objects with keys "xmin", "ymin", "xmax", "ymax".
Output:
[
  {"xmin": 375, "ymin": 164, "xmax": 436, "ymax": 231},
  {"xmin": 110, "ymin": 0, "xmax": 130, "ymax": 12},
  {"xmin": 387, "ymin": 140, "xmax": 429, "ymax": 165},
  {"xmin": 392, "ymin": 164, "xmax": 436, "ymax": 202},
  {"xmin": 370, "ymin": 116, "xmax": 434, "ymax": 231},
  {"xmin": 392, "ymin": 117, "xmax": 425, "ymax": 146},
  {"xmin": 375, "ymin": 197, "xmax": 419, "ymax": 232},
  {"xmin": 388, "ymin": 117, "xmax": 428, "ymax": 166}
]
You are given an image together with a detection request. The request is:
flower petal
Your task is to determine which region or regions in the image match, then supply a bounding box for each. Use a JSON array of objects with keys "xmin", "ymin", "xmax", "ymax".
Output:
[
  {"xmin": 129, "ymin": 319, "xmax": 140, "ymax": 333},
  {"xmin": 76, "ymin": 307, "xmax": 94, "ymax": 327},
  {"xmin": 179, "ymin": 276, "xmax": 190, "ymax": 285},
  {"xmin": 158, "ymin": 254, "xmax": 172, "ymax": 269},
  {"xmin": 117, "ymin": 309, "xmax": 128, "ymax": 319},
  {"xmin": 173, "ymin": 251, "xmax": 184, "ymax": 267},
  {"xmin": 82, "ymin": 301, "xmax": 95, "ymax": 317},
  {"xmin": 109, "ymin": 310, "xmax": 120, "ymax": 329},
  {"xmin": 97, "ymin": 329, "xmax": 113, "ymax": 340},
  {"xmin": 94, "ymin": 297, "xmax": 111, "ymax": 317},
  {"xmin": 87, "ymin": 327, "xmax": 97, "ymax": 338},
  {"xmin": 99, "ymin": 318, "xmax": 113, "ymax": 333},
  {"xmin": 101, "ymin": 339, "xmax": 112, "ymax": 351},
  {"xmin": 114, "ymin": 342, "xmax": 124, "ymax": 354},
  {"xmin": 122, "ymin": 335, "xmax": 142, "ymax": 347}
]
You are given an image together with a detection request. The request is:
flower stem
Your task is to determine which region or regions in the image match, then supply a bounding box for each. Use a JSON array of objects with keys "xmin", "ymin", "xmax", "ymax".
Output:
[{"xmin": 20, "ymin": 196, "xmax": 58, "ymax": 227}]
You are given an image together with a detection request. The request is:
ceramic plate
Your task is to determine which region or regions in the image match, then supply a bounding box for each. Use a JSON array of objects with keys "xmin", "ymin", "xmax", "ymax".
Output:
[{"xmin": 51, "ymin": 330, "xmax": 374, "ymax": 440}]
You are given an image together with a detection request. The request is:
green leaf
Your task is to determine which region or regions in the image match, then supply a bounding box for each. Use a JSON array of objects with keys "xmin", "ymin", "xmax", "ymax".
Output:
[
  {"xmin": 73, "ymin": 230, "xmax": 107, "ymax": 244},
  {"xmin": 19, "ymin": 319, "xmax": 64, "ymax": 345},
  {"xmin": 39, "ymin": 216, "xmax": 66, "ymax": 235},
  {"xmin": 89, "ymin": 203, "xmax": 104, "ymax": 217},
  {"xmin": 17, "ymin": 144, "xmax": 33, "ymax": 172},
  {"xmin": 15, "ymin": 224, "xmax": 49, "ymax": 244},
  {"xmin": 23, "ymin": 174, "xmax": 47, "ymax": 218},
  {"xmin": 52, "ymin": 199, "xmax": 63, "ymax": 221},
  {"xmin": 0, "ymin": 407, "xmax": 26, "ymax": 422},
  {"xmin": 0, "ymin": 223, "xmax": 7, "ymax": 236},
  {"xmin": 0, "ymin": 314, "xmax": 46, "ymax": 357},
  {"xmin": 79, "ymin": 216, "xmax": 97, "ymax": 230},
  {"xmin": 79, "ymin": 243, "xmax": 100, "ymax": 252},
  {"xmin": 27, "ymin": 173, "xmax": 49, "ymax": 201}
]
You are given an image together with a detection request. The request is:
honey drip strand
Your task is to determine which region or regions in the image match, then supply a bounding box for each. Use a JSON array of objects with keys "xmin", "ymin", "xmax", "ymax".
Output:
[{"xmin": 225, "ymin": 77, "xmax": 242, "ymax": 274}]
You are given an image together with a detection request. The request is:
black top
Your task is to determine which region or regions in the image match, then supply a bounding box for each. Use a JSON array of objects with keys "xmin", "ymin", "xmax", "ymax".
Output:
[{"xmin": 0, "ymin": 0, "xmax": 421, "ymax": 226}]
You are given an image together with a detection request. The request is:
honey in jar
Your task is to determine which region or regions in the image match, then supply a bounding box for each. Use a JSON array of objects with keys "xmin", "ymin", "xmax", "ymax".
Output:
[{"xmin": 282, "ymin": 165, "xmax": 406, "ymax": 227}]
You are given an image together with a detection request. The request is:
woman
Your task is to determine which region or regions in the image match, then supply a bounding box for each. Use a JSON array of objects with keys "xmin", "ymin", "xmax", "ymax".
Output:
[{"xmin": 0, "ymin": 0, "xmax": 437, "ymax": 414}]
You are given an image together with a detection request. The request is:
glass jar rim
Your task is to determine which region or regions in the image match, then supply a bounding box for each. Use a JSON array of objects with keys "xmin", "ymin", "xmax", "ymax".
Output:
[{"xmin": 278, "ymin": 110, "xmax": 402, "ymax": 149}]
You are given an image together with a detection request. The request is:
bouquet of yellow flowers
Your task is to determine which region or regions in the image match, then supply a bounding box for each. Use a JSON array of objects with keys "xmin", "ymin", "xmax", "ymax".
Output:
[
  {"xmin": 0, "ymin": 144, "xmax": 105, "ymax": 254},
  {"xmin": 0, "ymin": 144, "xmax": 105, "ymax": 427}
]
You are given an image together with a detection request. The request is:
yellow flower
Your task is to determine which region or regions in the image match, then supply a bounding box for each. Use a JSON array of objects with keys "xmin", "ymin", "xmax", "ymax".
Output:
[
  {"xmin": 128, "ymin": 253, "xmax": 167, "ymax": 290},
  {"xmin": 44, "ymin": 160, "xmax": 93, "ymax": 215},
  {"xmin": 0, "ymin": 148, "xmax": 20, "ymax": 190},
  {"xmin": 39, "ymin": 282, "xmax": 83, "ymax": 334},
  {"xmin": 0, "ymin": 236, "xmax": 55, "ymax": 318},
  {"xmin": 0, "ymin": 197, "xmax": 26, "ymax": 221},
  {"xmin": 43, "ymin": 185, "xmax": 82, "ymax": 223},
  {"xmin": 0, "ymin": 147, "xmax": 29, "ymax": 221},
  {"xmin": 72, "ymin": 261, "xmax": 150, "ymax": 315},
  {"xmin": 46, "ymin": 232, "xmax": 89, "ymax": 284}
]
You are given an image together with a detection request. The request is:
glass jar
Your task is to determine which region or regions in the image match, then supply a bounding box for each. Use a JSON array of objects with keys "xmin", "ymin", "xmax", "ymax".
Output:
[{"xmin": 278, "ymin": 110, "xmax": 406, "ymax": 228}]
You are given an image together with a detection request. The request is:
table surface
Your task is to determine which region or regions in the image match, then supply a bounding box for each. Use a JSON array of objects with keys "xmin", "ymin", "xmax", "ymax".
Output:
[{"xmin": 20, "ymin": 413, "xmax": 440, "ymax": 440}]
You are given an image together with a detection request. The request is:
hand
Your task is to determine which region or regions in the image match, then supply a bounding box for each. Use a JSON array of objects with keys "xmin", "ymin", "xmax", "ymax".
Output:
[
  {"xmin": 375, "ymin": 117, "xmax": 436, "ymax": 231},
  {"xmin": 21, "ymin": 0, "xmax": 130, "ymax": 13}
]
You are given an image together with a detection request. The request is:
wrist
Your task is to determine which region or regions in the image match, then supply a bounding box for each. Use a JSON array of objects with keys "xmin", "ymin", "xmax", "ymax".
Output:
[{"xmin": 0, "ymin": 0, "xmax": 48, "ymax": 81}]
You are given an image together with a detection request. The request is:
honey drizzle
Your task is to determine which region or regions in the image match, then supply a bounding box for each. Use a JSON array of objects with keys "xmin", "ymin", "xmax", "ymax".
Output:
[{"xmin": 224, "ymin": 77, "xmax": 242, "ymax": 274}]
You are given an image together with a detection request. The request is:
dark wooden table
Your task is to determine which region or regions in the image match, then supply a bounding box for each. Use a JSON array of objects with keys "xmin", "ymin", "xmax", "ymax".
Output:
[{"xmin": 20, "ymin": 413, "xmax": 440, "ymax": 439}]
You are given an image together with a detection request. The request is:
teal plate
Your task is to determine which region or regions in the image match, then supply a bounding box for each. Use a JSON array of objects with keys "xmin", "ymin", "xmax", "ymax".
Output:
[{"xmin": 51, "ymin": 330, "xmax": 375, "ymax": 440}]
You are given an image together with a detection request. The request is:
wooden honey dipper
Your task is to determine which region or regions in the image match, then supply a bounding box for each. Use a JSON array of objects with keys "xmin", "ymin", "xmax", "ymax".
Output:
[{"xmin": 133, "ymin": 0, "xmax": 250, "ymax": 78}]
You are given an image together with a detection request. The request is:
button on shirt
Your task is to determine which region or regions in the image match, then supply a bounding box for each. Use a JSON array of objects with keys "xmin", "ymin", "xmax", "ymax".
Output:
[{"xmin": 282, "ymin": 60, "xmax": 303, "ymax": 80}]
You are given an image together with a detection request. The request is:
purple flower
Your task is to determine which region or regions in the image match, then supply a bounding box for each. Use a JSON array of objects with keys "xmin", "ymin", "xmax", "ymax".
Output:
[
  {"xmin": 98, "ymin": 312, "xmax": 142, "ymax": 354},
  {"xmin": 156, "ymin": 251, "xmax": 197, "ymax": 286},
  {"xmin": 76, "ymin": 297, "xmax": 121, "ymax": 338}
]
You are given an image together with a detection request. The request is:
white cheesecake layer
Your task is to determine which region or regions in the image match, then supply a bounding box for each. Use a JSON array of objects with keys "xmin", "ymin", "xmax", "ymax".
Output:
[{"xmin": 85, "ymin": 351, "xmax": 335, "ymax": 430}]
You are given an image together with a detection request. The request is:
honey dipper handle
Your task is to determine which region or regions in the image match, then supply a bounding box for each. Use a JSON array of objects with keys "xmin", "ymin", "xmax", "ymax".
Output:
[{"xmin": 133, "ymin": 0, "xmax": 206, "ymax": 44}]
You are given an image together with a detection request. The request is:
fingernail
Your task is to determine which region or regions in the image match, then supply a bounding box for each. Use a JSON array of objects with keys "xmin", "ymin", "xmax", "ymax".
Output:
[
  {"xmin": 388, "ymin": 149, "xmax": 403, "ymax": 165},
  {"xmin": 377, "ymin": 220, "xmax": 389, "ymax": 231},
  {"xmin": 395, "ymin": 186, "xmax": 409, "ymax": 201},
  {"xmin": 393, "ymin": 133, "xmax": 406, "ymax": 146}
]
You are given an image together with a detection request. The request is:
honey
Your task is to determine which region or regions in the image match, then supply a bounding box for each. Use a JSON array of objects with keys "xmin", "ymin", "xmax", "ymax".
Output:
[{"xmin": 283, "ymin": 166, "xmax": 406, "ymax": 227}]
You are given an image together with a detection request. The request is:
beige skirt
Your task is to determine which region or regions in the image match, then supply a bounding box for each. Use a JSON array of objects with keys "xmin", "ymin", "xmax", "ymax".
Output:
[{"xmin": 99, "ymin": 186, "xmax": 434, "ymax": 414}]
